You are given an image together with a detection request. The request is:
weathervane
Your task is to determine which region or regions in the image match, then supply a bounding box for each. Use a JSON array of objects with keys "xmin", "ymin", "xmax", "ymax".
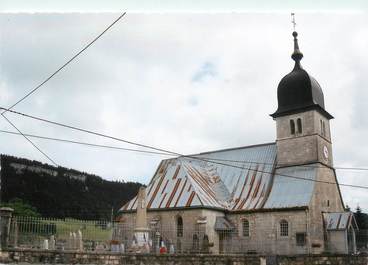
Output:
[{"xmin": 291, "ymin": 13, "xmax": 296, "ymax": 31}]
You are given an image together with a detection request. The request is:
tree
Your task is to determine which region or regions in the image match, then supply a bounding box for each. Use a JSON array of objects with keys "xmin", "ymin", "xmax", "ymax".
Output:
[
  {"xmin": 355, "ymin": 206, "xmax": 368, "ymax": 229},
  {"xmin": 0, "ymin": 198, "xmax": 40, "ymax": 217},
  {"xmin": 1, "ymin": 154, "xmax": 142, "ymax": 219},
  {"xmin": 354, "ymin": 206, "xmax": 368, "ymax": 249}
]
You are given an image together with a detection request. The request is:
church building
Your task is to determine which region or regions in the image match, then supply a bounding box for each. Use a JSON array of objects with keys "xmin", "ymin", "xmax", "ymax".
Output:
[{"xmin": 117, "ymin": 30, "xmax": 357, "ymax": 255}]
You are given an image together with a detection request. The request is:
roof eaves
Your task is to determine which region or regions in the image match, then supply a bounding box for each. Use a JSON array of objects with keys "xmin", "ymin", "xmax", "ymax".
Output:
[
  {"xmin": 159, "ymin": 142, "xmax": 277, "ymax": 163},
  {"xmin": 188, "ymin": 142, "xmax": 276, "ymax": 157},
  {"xmin": 270, "ymin": 104, "xmax": 333, "ymax": 120},
  {"xmin": 118, "ymin": 205, "xmax": 226, "ymax": 214},
  {"xmin": 229, "ymin": 205, "xmax": 308, "ymax": 214}
]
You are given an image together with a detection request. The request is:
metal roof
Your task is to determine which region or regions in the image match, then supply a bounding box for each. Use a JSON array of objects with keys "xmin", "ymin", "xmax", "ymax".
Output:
[
  {"xmin": 323, "ymin": 212, "xmax": 357, "ymax": 231},
  {"xmin": 214, "ymin": 217, "xmax": 235, "ymax": 231},
  {"xmin": 263, "ymin": 166, "xmax": 316, "ymax": 209},
  {"xmin": 120, "ymin": 143, "xmax": 319, "ymax": 212}
]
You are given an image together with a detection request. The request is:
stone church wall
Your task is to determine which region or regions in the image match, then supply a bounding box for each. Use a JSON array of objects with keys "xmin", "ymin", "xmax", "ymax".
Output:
[
  {"xmin": 307, "ymin": 167, "xmax": 345, "ymax": 253},
  {"xmin": 227, "ymin": 210, "xmax": 309, "ymax": 255},
  {"xmin": 118, "ymin": 208, "xmax": 223, "ymax": 253},
  {"xmin": 275, "ymin": 110, "xmax": 333, "ymax": 167},
  {"xmin": 120, "ymin": 208, "xmax": 312, "ymax": 255},
  {"xmin": 327, "ymin": 230, "xmax": 347, "ymax": 254}
]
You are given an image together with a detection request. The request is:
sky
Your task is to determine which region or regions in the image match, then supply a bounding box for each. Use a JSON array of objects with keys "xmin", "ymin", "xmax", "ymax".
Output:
[{"xmin": 0, "ymin": 12, "xmax": 367, "ymax": 210}]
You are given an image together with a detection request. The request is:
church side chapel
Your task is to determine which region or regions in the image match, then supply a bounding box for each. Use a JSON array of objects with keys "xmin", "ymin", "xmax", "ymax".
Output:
[{"xmin": 116, "ymin": 28, "xmax": 358, "ymax": 255}]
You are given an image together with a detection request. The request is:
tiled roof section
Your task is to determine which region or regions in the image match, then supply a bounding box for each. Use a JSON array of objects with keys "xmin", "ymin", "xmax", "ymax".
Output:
[
  {"xmin": 123, "ymin": 159, "xmax": 203, "ymax": 211},
  {"xmin": 323, "ymin": 212, "xmax": 357, "ymax": 230},
  {"xmin": 263, "ymin": 166, "xmax": 317, "ymax": 209},
  {"xmin": 193, "ymin": 144, "xmax": 276, "ymax": 211},
  {"xmin": 121, "ymin": 143, "xmax": 279, "ymax": 211},
  {"xmin": 120, "ymin": 143, "xmax": 319, "ymax": 212}
]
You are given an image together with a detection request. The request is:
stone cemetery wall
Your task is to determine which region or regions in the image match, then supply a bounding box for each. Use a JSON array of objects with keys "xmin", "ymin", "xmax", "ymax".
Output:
[
  {"xmin": 1, "ymin": 249, "xmax": 368, "ymax": 265},
  {"xmin": 0, "ymin": 250, "xmax": 261, "ymax": 265},
  {"xmin": 277, "ymin": 255, "xmax": 368, "ymax": 265}
]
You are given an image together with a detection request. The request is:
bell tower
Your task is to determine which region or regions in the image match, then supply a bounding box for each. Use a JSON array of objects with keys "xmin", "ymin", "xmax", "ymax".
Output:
[
  {"xmin": 271, "ymin": 26, "xmax": 345, "ymax": 253},
  {"xmin": 271, "ymin": 31, "xmax": 334, "ymax": 168}
]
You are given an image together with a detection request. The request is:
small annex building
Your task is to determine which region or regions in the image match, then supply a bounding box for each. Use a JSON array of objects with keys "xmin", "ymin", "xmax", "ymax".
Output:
[{"xmin": 117, "ymin": 31, "xmax": 357, "ymax": 255}]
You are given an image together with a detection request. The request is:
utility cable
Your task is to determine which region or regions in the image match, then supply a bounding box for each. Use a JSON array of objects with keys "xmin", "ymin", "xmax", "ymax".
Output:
[
  {"xmin": 1, "ymin": 114, "xmax": 58, "ymax": 166},
  {"xmin": 1, "ymin": 107, "xmax": 368, "ymax": 190},
  {"xmin": 0, "ymin": 107, "xmax": 181, "ymax": 157},
  {"xmin": 2, "ymin": 12, "xmax": 127, "ymax": 114},
  {"xmin": 0, "ymin": 13, "xmax": 127, "ymax": 166},
  {"xmin": 0, "ymin": 129, "xmax": 173, "ymax": 157},
  {"xmin": 1, "ymin": 108, "xmax": 368, "ymax": 171},
  {"xmin": 2, "ymin": 128, "xmax": 367, "ymax": 171}
]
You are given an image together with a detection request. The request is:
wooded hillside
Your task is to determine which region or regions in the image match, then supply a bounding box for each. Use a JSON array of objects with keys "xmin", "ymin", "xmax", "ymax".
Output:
[{"xmin": 0, "ymin": 154, "xmax": 142, "ymax": 220}]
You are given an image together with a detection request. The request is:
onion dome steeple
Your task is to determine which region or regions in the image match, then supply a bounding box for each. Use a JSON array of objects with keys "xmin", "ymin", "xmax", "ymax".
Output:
[
  {"xmin": 291, "ymin": 31, "xmax": 303, "ymax": 66},
  {"xmin": 271, "ymin": 31, "xmax": 333, "ymax": 119}
]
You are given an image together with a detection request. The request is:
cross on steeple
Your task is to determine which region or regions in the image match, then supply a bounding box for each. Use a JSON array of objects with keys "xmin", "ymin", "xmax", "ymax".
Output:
[{"xmin": 291, "ymin": 13, "xmax": 296, "ymax": 31}]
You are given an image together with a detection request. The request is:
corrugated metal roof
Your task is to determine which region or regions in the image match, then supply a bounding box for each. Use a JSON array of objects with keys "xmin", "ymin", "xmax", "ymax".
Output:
[
  {"xmin": 214, "ymin": 216, "xmax": 235, "ymax": 231},
  {"xmin": 323, "ymin": 212, "xmax": 356, "ymax": 230},
  {"xmin": 120, "ymin": 142, "xmax": 318, "ymax": 212},
  {"xmin": 263, "ymin": 166, "xmax": 316, "ymax": 209}
]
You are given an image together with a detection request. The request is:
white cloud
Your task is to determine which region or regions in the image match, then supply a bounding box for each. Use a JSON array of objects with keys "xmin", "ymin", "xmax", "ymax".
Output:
[
  {"xmin": 191, "ymin": 62, "xmax": 217, "ymax": 82},
  {"xmin": 0, "ymin": 13, "xmax": 368, "ymax": 210}
]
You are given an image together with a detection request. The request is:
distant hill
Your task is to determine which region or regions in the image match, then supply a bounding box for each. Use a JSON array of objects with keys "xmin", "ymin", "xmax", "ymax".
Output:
[{"xmin": 0, "ymin": 154, "xmax": 142, "ymax": 220}]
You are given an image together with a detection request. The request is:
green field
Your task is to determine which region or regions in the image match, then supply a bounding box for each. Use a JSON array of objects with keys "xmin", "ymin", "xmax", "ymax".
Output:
[
  {"xmin": 15, "ymin": 216, "xmax": 113, "ymax": 242},
  {"xmin": 53, "ymin": 218, "xmax": 113, "ymax": 241}
]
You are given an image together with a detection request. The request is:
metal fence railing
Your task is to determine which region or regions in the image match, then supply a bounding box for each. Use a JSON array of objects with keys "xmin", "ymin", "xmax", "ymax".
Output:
[
  {"xmin": 6, "ymin": 215, "xmax": 368, "ymax": 255},
  {"xmin": 9, "ymin": 216, "xmax": 113, "ymax": 251}
]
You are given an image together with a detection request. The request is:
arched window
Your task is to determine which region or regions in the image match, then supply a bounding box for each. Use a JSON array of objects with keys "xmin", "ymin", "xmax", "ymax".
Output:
[
  {"xmin": 242, "ymin": 219, "xmax": 250, "ymax": 237},
  {"xmin": 290, "ymin": 120, "xmax": 295, "ymax": 135},
  {"xmin": 280, "ymin": 220, "xmax": 289, "ymax": 237},
  {"xmin": 177, "ymin": 216, "xmax": 183, "ymax": 237},
  {"xmin": 297, "ymin": 118, "xmax": 302, "ymax": 134}
]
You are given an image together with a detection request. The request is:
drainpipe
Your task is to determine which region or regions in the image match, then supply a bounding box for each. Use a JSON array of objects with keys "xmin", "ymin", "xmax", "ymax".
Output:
[{"xmin": 305, "ymin": 208, "xmax": 310, "ymax": 254}]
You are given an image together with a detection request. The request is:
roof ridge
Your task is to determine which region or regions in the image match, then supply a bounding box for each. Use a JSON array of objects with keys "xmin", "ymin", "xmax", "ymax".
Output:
[{"xmin": 183, "ymin": 142, "xmax": 276, "ymax": 157}]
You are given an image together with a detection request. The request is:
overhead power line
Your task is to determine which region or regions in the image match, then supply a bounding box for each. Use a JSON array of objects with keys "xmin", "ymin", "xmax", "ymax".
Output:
[
  {"xmin": 0, "ymin": 13, "xmax": 126, "ymax": 167},
  {"xmin": 0, "ymin": 129, "xmax": 173, "ymax": 157},
  {"xmin": 2, "ymin": 107, "xmax": 368, "ymax": 191},
  {"xmin": 180, "ymin": 156, "xmax": 368, "ymax": 172},
  {"xmin": 180, "ymin": 156, "xmax": 368, "ymax": 190},
  {"xmin": 0, "ymin": 107, "xmax": 181, "ymax": 157},
  {"xmin": 1, "ymin": 128, "xmax": 367, "ymax": 172},
  {"xmin": 1, "ymin": 115, "xmax": 58, "ymax": 166},
  {"xmin": 1, "ymin": 12, "xmax": 127, "ymax": 115}
]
